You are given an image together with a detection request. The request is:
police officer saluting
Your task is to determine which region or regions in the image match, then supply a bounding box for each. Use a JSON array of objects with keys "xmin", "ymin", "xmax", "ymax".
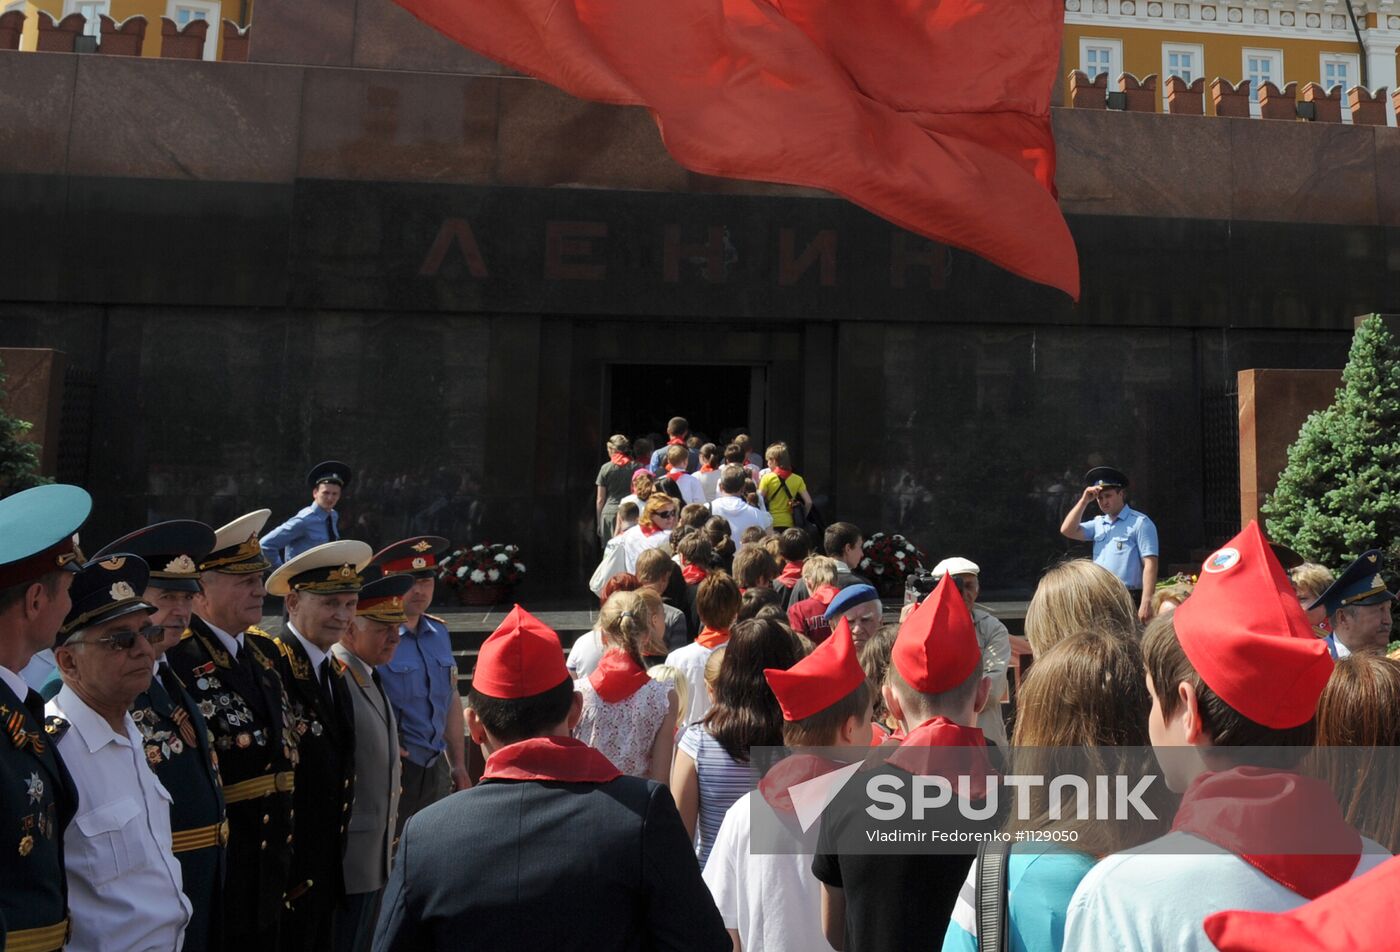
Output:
[
  {"xmin": 168, "ymin": 510, "xmax": 298, "ymax": 948},
  {"xmin": 0, "ymin": 484, "xmax": 88, "ymax": 952},
  {"xmin": 93, "ymin": 520, "xmax": 227, "ymax": 952},
  {"xmin": 267, "ymin": 541, "xmax": 367, "ymax": 952},
  {"xmin": 1060, "ymin": 465, "xmax": 1160, "ymax": 622},
  {"xmin": 260, "ymin": 461, "xmax": 353, "ymax": 569}
]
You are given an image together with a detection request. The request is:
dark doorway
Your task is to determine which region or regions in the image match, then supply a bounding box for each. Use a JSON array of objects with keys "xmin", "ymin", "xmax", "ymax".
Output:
[{"xmin": 605, "ymin": 364, "xmax": 764, "ymax": 450}]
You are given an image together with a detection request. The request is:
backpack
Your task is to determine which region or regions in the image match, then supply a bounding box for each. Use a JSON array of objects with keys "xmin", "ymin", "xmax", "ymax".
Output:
[
  {"xmin": 767, "ymin": 476, "xmax": 824, "ymax": 540},
  {"xmin": 974, "ymin": 837, "xmax": 1011, "ymax": 952}
]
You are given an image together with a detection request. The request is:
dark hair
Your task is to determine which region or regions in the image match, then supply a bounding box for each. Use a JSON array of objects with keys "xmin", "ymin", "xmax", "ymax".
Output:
[
  {"xmin": 700, "ymin": 443, "xmax": 720, "ymax": 464},
  {"xmin": 703, "ymin": 618, "xmax": 802, "ymax": 761},
  {"xmin": 616, "ymin": 501, "xmax": 640, "ymax": 524},
  {"xmin": 739, "ymin": 526, "xmax": 766, "ymax": 546},
  {"xmin": 679, "ymin": 504, "xmax": 709, "ymax": 530},
  {"xmin": 823, "ymin": 522, "xmax": 863, "ymax": 557},
  {"xmin": 784, "ymin": 681, "xmax": 874, "ymax": 748},
  {"xmin": 732, "ymin": 545, "xmax": 778, "ymax": 590},
  {"xmin": 719, "ymin": 464, "xmax": 747, "ymax": 495},
  {"xmin": 635, "ymin": 548, "xmax": 674, "ymax": 586},
  {"xmin": 667, "ymin": 416, "xmax": 689, "ymax": 437},
  {"xmin": 859, "ymin": 624, "xmax": 899, "ymax": 723},
  {"xmin": 633, "ymin": 439, "xmax": 654, "ymax": 464},
  {"xmin": 778, "ymin": 528, "xmax": 811, "ymax": 563},
  {"xmin": 737, "ymin": 585, "xmax": 783, "ymax": 622},
  {"xmin": 468, "ymin": 678, "xmax": 575, "ymax": 744},
  {"xmin": 0, "ymin": 572, "xmax": 61, "ymax": 616},
  {"xmin": 678, "ymin": 534, "xmax": 713, "ymax": 569},
  {"xmin": 1142, "ymin": 613, "xmax": 1315, "ymax": 761},
  {"xmin": 696, "ymin": 572, "xmax": 741, "ymax": 631},
  {"xmin": 723, "ymin": 443, "xmax": 745, "ymax": 465},
  {"xmin": 670, "ymin": 524, "xmax": 698, "ymax": 549}
]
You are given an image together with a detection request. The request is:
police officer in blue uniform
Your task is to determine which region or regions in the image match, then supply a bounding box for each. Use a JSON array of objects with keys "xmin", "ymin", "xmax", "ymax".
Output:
[
  {"xmin": 94, "ymin": 520, "xmax": 228, "ymax": 952},
  {"xmin": 266, "ymin": 541, "xmax": 367, "ymax": 952},
  {"xmin": 260, "ymin": 461, "xmax": 353, "ymax": 569},
  {"xmin": 1060, "ymin": 465, "xmax": 1161, "ymax": 622},
  {"xmin": 1309, "ymin": 549, "xmax": 1396, "ymax": 659},
  {"xmin": 169, "ymin": 510, "xmax": 299, "ymax": 949},
  {"xmin": 0, "ymin": 484, "xmax": 89, "ymax": 952},
  {"xmin": 370, "ymin": 537, "xmax": 469, "ymax": 835}
]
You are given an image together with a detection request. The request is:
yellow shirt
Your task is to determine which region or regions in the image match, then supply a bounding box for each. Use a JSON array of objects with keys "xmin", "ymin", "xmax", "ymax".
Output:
[{"xmin": 759, "ymin": 472, "xmax": 808, "ymax": 528}]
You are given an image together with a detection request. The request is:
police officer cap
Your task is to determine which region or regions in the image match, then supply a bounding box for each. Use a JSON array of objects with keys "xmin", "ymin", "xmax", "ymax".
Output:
[
  {"xmin": 0, "ymin": 484, "xmax": 91, "ymax": 591},
  {"xmin": 1084, "ymin": 466, "xmax": 1128, "ymax": 489},
  {"xmin": 1307, "ymin": 550, "xmax": 1395, "ymax": 616},
  {"xmin": 356, "ymin": 573, "xmax": 415, "ymax": 624},
  {"xmin": 93, "ymin": 520, "xmax": 216, "ymax": 593},
  {"xmin": 824, "ymin": 583, "xmax": 880, "ymax": 621},
  {"xmin": 266, "ymin": 540, "xmax": 372, "ymax": 597},
  {"xmin": 58, "ymin": 553, "xmax": 155, "ymax": 641},
  {"xmin": 371, "ymin": 537, "xmax": 449, "ymax": 579},
  {"xmin": 201, "ymin": 510, "xmax": 272, "ymax": 574},
  {"xmin": 307, "ymin": 460, "xmax": 353, "ymax": 489}
]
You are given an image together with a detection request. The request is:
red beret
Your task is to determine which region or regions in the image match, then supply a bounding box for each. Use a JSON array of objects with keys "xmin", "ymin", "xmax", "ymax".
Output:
[
  {"xmin": 892, "ymin": 573, "xmax": 980, "ymax": 694},
  {"xmin": 764, "ymin": 617, "xmax": 867, "ymax": 722},
  {"xmin": 1173, "ymin": 521, "xmax": 1332, "ymax": 729},
  {"xmin": 1204, "ymin": 854, "xmax": 1400, "ymax": 952},
  {"xmin": 472, "ymin": 605, "xmax": 569, "ymax": 700}
]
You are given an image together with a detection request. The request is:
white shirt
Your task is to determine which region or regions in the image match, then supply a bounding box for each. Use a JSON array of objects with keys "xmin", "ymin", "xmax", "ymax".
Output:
[
  {"xmin": 972, "ymin": 608, "xmax": 1011, "ymax": 748},
  {"xmin": 620, "ymin": 525, "xmax": 672, "ymax": 574},
  {"xmin": 286, "ymin": 622, "xmax": 329, "ymax": 675},
  {"xmin": 48, "ymin": 685, "xmax": 191, "ymax": 952},
  {"xmin": 696, "ymin": 469, "xmax": 722, "ymax": 503},
  {"xmin": 566, "ymin": 629, "xmax": 606, "ymax": 679},
  {"xmin": 1063, "ymin": 831, "xmax": 1390, "ymax": 952},
  {"xmin": 0, "ymin": 662, "xmax": 32, "ymax": 702},
  {"xmin": 203, "ymin": 618, "xmax": 245, "ymax": 658},
  {"xmin": 664, "ymin": 640, "xmax": 719, "ymax": 728},
  {"xmin": 663, "ymin": 472, "xmax": 706, "ymax": 506},
  {"xmin": 708, "ymin": 495, "xmax": 774, "ymax": 538},
  {"xmin": 704, "ymin": 792, "xmax": 835, "ymax": 952}
]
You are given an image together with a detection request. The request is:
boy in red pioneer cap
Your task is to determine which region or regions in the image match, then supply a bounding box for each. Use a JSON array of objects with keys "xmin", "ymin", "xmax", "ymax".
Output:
[
  {"xmin": 702, "ymin": 619, "xmax": 872, "ymax": 952},
  {"xmin": 811, "ymin": 575, "xmax": 1000, "ymax": 952},
  {"xmin": 372, "ymin": 605, "xmax": 728, "ymax": 952},
  {"xmin": 1063, "ymin": 521, "xmax": 1390, "ymax": 952}
]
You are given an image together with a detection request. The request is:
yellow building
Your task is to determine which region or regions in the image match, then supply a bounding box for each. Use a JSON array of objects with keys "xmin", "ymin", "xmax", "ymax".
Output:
[
  {"xmin": 1062, "ymin": 0, "xmax": 1400, "ymax": 119},
  {"xmin": 5, "ymin": 0, "xmax": 252, "ymax": 59}
]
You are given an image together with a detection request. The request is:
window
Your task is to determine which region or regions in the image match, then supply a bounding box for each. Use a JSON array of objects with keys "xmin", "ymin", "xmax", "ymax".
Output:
[
  {"xmin": 165, "ymin": 0, "xmax": 219, "ymax": 58},
  {"xmin": 1242, "ymin": 49, "xmax": 1284, "ymax": 110},
  {"xmin": 1162, "ymin": 43, "xmax": 1204, "ymax": 102},
  {"xmin": 63, "ymin": 0, "xmax": 108, "ymax": 38},
  {"xmin": 1320, "ymin": 53, "xmax": 1358, "ymax": 94},
  {"xmin": 1080, "ymin": 38, "xmax": 1122, "ymax": 82}
]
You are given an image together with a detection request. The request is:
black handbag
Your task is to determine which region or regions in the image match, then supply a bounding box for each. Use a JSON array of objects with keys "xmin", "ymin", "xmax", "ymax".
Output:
[{"xmin": 975, "ymin": 837, "xmax": 1012, "ymax": 952}]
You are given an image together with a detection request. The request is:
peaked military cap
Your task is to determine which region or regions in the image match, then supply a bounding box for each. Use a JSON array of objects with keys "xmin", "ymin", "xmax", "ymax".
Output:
[
  {"xmin": 59, "ymin": 553, "xmax": 155, "ymax": 640},
  {"xmin": 307, "ymin": 460, "xmax": 352, "ymax": 489},
  {"xmin": 93, "ymin": 520, "xmax": 216, "ymax": 593},
  {"xmin": 265, "ymin": 540, "xmax": 372, "ymax": 597},
  {"xmin": 201, "ymin": 510, "xmax": 272, "ymax": 574},
  {"xmin": 371, "ymin": 536, "xmax": 449, "ymax": 579},
  {"xmin": 0, "ymin": 484, "xmax": 90, "ymax": 590},
  {"xmin": 1084, "ymin": 465, "xmax": 1128, "ymax": 489},
  {"xmin": 1308, "ymin": 550, "xmax": 1395, "ymax": 616},
  {"xmin": 356, "ymin": 573, "xmax": 414, "ymax": 624}
]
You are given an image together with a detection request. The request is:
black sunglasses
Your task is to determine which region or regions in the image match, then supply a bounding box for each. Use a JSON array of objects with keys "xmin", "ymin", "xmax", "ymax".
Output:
[{"xmin": 70, "ymin": 623, "xmax": 164, "ymax": 652}]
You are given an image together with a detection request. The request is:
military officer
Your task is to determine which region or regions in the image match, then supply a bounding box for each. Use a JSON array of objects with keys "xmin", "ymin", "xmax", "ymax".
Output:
[
  {"xmin": 1309, "ymin": 549, "xmax": 1396, "ymax": 659},
  {"xmin": 330, "ymin": 572, "xmax": 410, "ymax": 952},
  {"xmin": 94, "ymin": 520, "xmax": 227, "ymax": 952},
  {"xmin": 267, "ymin": 541, "xmax": 367, "ymax": 952},
  {"xmin": 370, "ymin": 537, "xmax": 469, "ymax": 835},
  {"xmin": 168, "ymin": 510, "xmax": 298, "ymax": 949},
  {"xmin": 260, "ymin": 461, "xmax": 353, "ymax": 569},
  {"xmin": 0, "ymin": 484, "xmax": 88, "ymax": 952}
]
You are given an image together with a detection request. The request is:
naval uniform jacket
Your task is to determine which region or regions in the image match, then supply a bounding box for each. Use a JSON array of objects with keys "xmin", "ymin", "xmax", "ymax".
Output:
[
  {"xmin": 273, "ymin": 629, "xmax": 355, "ymax": 925},
  {"xmin": 0, "ymin": 675, "xmax": 78, "ymax": 950},
  {"xmin": 167, "ymin": 616, "xmax": 298, "ymax": 938},
  {"xmin": 129, "ymin": 662, "xmax": 227, "ymax": 952}
]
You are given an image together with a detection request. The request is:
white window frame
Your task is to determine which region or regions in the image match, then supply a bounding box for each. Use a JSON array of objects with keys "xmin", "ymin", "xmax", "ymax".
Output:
[
  {"xmin": 1242, "ymin": 48, "xmax": 1284, "ymax": 114},
  {"xmin": 2, "ymin": 1, "xmax": 26, "ymax": 13},
  {"xmin": 1319, "ymin": 52, "xmax": 1360, "ymax": 123},
  {"xmin": 62, "ymin": 0, "xmax": 109, "ymax": 40},
  {"xmin": 1161, "ymin": 42, "xmax": 1205, "ymax": 104},
  {"xmin": 165, "ymin": 0, "xmax": 219, "ymax": 59},
  {"xmin": 1079, "ymin": 37, "xmax": 1122, "ymax": 83}
]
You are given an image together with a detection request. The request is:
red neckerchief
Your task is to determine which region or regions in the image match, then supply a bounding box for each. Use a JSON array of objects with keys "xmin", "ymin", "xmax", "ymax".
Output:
[
  {"xmin": 777, "ymin": 560, "xmax": 804, "ymax": 589},
  {"xmin": 588, "ymin": 650, "xmax": 652, "ymax": 703},
  {"xmin": 813, "ymin": 584, "xmax": 840, "ymax": 607},
  {"xmin": 682, "ymin": 563, "xmax": 708, "ymax": 585},
  {"xmin": 481, "ymin": 736, "xmax": 622, "ymax": 784},
  {"xmin": 699, "ymin": 464, "xmax": 716, "ymax": 473},
  {"xmin": 1171, "ymin": 766, "xmax": 1362, "ymax": 899},
  {"xmin": 870, "ymin": 721, "xmax": 891, "ymax": 746},
  {"xmin": 770, "ymin": 466, "xmax": 794, "ymax": 480},
  {"xmin": 609, "ymin": 452, "xmax": 632, "ymax": 467},
  {"xmin": 640, "ymin": 524, "xmax": 663, "ymax": 537},
  {"xmin": 666, "ymin": 470, "xmax": 686, "ymax": 482},
  {"xmin": 759, "ymin": 752, "xmax": 844, "ymax": 813},
  {"xmin": 696, "ymin": 627, "xmax": 729, "ymax": 649},
  {"xmin": 886, "ymin": 716, "xmax": 995, "ymax": 798},
  {"xmin": 666, "ymin": 436, "xmax": 686, "ymax": 446}
]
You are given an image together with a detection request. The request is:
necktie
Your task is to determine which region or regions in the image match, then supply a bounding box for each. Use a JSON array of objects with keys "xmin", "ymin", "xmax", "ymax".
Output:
[
  {"xmin": 326, "ymin": 512, "xmax": 338, "ymax": 541},
  {"xmin": 24, "ymin": 689, "xmax": 44, "ymax": 724},
  {"xmin": 319, "ymin": 658, "xmax": 334, "ymax": 709}
]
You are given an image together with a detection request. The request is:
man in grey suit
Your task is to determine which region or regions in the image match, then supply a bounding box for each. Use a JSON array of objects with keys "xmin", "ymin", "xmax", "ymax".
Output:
[{"xmin": 330, "ymin": 573, "xmax": 410, "ymax": 952}]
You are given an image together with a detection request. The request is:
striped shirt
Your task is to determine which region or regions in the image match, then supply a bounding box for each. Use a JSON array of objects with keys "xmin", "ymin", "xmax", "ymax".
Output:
[{"xmin": 678, "ymin": 725, "xmax": 757, "ymax": 869}]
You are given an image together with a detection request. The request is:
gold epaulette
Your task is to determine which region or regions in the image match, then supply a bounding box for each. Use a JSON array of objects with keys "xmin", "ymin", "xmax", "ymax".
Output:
[
  {"xmin": 178, "ymin": 627, "xmax": 195, "ymax": 642},
  {"xmin": 246, "ymin": 626, "xmax": 274, "ymax": 640}
]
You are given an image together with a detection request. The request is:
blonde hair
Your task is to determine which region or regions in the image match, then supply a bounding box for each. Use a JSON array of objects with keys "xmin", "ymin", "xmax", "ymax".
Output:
[
  {"xmin": 764, "ymin": 442, "xmax": 791, "ymax": 469},
  {"xmin": 1151, "ymin": 581, "xmax": 1193, "ymax": 615},
  {"xmin": 1290, "ymin": 562, "xmax": 1334, "ymax": 603},
  {"xmin": 647, "ymin": 663, "xmax": 689, "ymax": 722},
  {"xmin": 632, "ymin": 588, "xmax": 669, "ymax": 658},
  {"xmin": 704, "ymin": 646, "xmax": 727, "ymax": 687},
  {"xmin": 639, "ymin": 494, "xmax": 676, "ymax": 531},
  {"xmin": 598, "ymin": 590, "xmax": 656, "ymax": 669},
  {"xmin": 1024, "ymin": 559, "xmax": 1138, "ymax": 656},
  {"xmin": 801, "ymin": 555, "xmax": 839, "ymax": 590},
  {"xmin": 607, "ymin": 434, "xmax": 631, "ymax": 456}
]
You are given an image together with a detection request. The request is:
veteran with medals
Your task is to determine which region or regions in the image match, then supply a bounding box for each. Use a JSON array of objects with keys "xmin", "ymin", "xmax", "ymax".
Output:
[
  {"xmin": 168, "ymin": 510, "xmax": 298, "ymax": 949},
  {"xmin": 267, "ymin": 541, "xmax": 366, "ymax": 952},
  {"xmin": 0, "ymin": 485, "xmax": 88, "ymax": 952},
  {"xmin": 94, "ymin": 520, "xmax": 227, "ymax": 952}
]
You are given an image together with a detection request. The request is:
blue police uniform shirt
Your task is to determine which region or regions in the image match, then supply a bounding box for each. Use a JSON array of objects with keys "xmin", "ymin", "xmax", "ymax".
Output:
[
  {"xmin": 259, "ymin": 503, "xmax": 339, "ymax": 568},
  {"xmin": 378, "ymin": 613, "xmax": 456, "ymax": 768},
  {"xmin": 1079, "ymin": 504, "xmax": 1159, "ymax": 590}
]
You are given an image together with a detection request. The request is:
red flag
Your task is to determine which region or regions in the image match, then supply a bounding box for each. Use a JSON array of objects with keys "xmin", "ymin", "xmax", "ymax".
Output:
[{"xmin": 394, "ymin": 0, "xmax": 1080, "ymax": 299}]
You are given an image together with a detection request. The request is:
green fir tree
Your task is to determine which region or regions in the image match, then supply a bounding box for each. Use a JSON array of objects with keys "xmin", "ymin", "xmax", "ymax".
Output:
[
  {"xmin": 0, "ymin": 356, "xmax": 50, "ymax": 496},
  {"xmin": 1262, "ymin": 316, "xmax": 1400, "ymax": 631}
]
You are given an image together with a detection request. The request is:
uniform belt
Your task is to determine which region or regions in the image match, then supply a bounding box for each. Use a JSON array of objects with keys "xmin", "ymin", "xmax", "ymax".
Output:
[
  {"xmin": 222, "ymin": 771, "xmax": 296, "ymax": 804},
  {"xmin": 172, "ymin": 819, "xmax": 231, "ymax": 852},
  {"xmin": 5, "ymin": 918, "xmax": 69, "ymax": 952}
]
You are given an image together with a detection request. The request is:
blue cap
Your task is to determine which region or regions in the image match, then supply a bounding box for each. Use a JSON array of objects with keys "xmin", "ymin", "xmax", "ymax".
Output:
[
  {"xmin": 93, "ymin": 520, "xmax": 216, "ymax": 593},
  {"xmin": 59, "ymin": 553, "xmax": 155, "ymax": 640},
  {"xmin": 824, "ymin": 583, "xmax": 880, "ymax": 620},
  {"xmin": 1308, "ymin": 550, "xmax": 1395, "ymax": 616},
  {"xmin": 0, "ymin": 484, "xmax": 91, "ymax": 590},
  {"xmin": 308, "ymin": 460, "xmax": 352, "ymax": 489}
]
